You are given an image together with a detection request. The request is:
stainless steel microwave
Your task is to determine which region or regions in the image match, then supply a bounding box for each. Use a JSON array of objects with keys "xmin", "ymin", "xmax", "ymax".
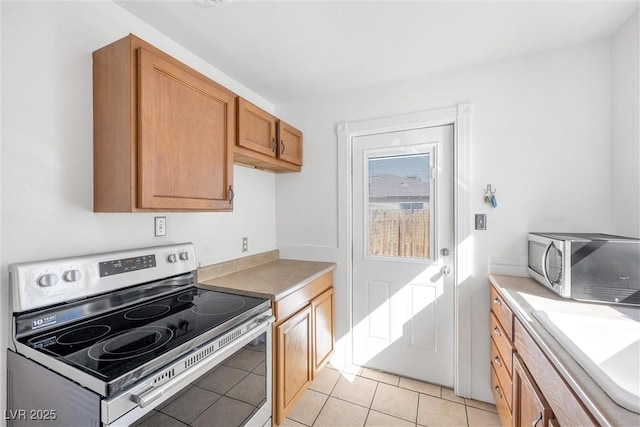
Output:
[{"xmin": 528, "ymin": 232, "xmax": 640, "ymax": 305}]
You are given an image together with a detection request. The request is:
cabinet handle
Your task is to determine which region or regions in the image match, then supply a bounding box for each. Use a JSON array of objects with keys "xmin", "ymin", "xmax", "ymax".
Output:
[
  {"xmin": 271, "ymin": 137, "xmax": 278, "ymax": 152},
  {"xmin": 493, "ymin": 356, "xmax": 502, "ymax": 367},
  {"xmin": 494, "ymin": 386, "xmax": 502, "ymax": 399},
  {"xmin": 532, "ymin": 413, "xmax": 543, "ymax": 427},
  {"xmin": 280, "ymin": 140, "xmax": 286, "ymax": 155},
  {"xmin": 228, "ymin": 185, "xmax": 234, "ymax": 203},
  {"xmin": 493, "ymin": 326, "xmax": 501, "ymax": 337},
  {"xmin": 493, "ymin": 297, "xmax": 502, "ymax": 306}
]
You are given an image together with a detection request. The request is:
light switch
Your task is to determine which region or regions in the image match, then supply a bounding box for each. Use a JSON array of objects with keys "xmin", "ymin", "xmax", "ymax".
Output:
[{"xmin": 475, "ymin": 214, "xmax": 487, "ymax": 230}]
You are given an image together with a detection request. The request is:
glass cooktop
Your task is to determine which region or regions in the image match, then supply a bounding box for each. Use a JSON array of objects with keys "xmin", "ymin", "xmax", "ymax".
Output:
[{"xmin": 20, "ymin": 287, "xmax": 268, "ymax": 386}]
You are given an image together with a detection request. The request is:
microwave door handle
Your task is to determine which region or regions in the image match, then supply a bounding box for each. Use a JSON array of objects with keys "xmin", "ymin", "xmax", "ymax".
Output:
[{"xmin": 542, "ymin": 242, "xmax": 554, "ymax": 286}]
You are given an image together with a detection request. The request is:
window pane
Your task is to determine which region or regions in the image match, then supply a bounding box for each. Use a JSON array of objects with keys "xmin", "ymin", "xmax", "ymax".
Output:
[{"xmin": 368, "ymin": 153, "xmax": 431, "ymax": 259}]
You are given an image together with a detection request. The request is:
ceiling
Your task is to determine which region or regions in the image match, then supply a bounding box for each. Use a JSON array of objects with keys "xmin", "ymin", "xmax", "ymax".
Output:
[{"xmin": 116, "ymin": 0, "xmax": 638, "ymax": 105}]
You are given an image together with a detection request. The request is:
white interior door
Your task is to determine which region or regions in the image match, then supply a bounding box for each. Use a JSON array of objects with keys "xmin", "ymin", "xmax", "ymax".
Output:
[{"xmin": 351, "ymin": 125, "xmax": 454, "ymax": 386}]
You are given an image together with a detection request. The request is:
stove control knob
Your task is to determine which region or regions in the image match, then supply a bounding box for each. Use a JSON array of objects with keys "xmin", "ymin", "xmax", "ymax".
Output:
[
  {"xmin": 179, "ymin": 252, "xmax": 189, "ymax": 261},
  {"xmin": 167, "ymin": 254, "xmax": 178, "ymax": 263},
  {"xmin": 37, "ymin": 273, "xmax": 59, "ymax": 287},
  {"xmin": 63, "ymin": 269, "xmax": 82, "ymax": 282}
]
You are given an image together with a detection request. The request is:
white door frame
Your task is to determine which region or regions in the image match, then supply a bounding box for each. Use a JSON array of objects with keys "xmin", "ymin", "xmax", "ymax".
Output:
[{"xmin": 336, "ymin": 103, "xmax": 472, "ymax": 397}]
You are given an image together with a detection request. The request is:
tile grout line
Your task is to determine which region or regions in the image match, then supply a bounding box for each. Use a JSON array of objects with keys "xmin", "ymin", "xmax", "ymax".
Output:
[
  {"xmin": 307, "ymin": 367, "xmax": 350, "ymax": 426},
  {"xmin": 414, "ymin": 392, "xmax": 421, "ymax": 427},
  {"xmin": 362, "ymin": 380, "xmax": 381, "ymax": 426}
]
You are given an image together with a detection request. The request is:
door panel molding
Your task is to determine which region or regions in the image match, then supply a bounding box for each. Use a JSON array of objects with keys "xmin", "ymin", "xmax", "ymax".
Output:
[
  {"xmin": 337, "ymin": 103, "xmax": 472, "ymax": 397},
  {"xmin": 410, "ymin": 284, "xmax": 437, "ymax": 351},
  {"xmin": 366, "ymin": 280, "xmax": 391, "ymax": 341}
]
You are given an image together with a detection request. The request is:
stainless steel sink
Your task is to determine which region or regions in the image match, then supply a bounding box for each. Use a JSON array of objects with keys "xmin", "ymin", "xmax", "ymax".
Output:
[{"xmin": 533, "ymin": 308, "xmax": 640, "ymax": 413}]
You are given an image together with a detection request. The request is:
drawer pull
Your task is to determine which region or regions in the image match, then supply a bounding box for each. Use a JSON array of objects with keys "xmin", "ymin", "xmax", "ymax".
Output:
[
  {"xmin": 493, "ymin": 356, "xmax": 502, "ymax": 367},
  {"xmin": 532, "ymin": 413, "xmax": 543, "ymax": 427},
  {"xmin": 493, "ymin": 296, "xmax": 502, "ymax": 306},
  {"xmin": 494, "ymin": 385, "xmax": 502, "ymax": 399},
  {"xmin": 493, "ymin": 326, "xmax": 501, "ymax": 336}
]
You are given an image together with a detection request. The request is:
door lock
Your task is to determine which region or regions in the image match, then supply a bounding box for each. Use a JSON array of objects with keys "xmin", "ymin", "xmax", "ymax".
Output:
[{"xmin": 440, "ymin": 248, "xmax": 450, "ymax": 256}]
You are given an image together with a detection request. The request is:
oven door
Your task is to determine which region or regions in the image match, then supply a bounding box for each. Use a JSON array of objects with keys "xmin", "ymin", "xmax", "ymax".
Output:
[{"xmin": 106, "ymin": 312, "xmax": 274, "ymax": 427}]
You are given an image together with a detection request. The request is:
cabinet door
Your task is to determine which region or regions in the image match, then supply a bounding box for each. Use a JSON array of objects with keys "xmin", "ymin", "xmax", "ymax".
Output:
[
  {"xmin": 137, "ymin": 48, "xmax": 234, "ymax": 210},
  {"xmin": 513, "ymin": 354, "xmax": 553, "ymax": 427},
  {"xmin": 278, "ymin": 121, "xmax": 303, "ymax": 166},
  {"xmin": 276, "ymin": 306, "xmax": 312, "ymax": 425},
  {"xmin": 312, "ymin": 288, "xmax": 334, "ymax": 375},
  {"xmin": 237, "ymin": 98, "xmax": 277, "ymax": 158}
]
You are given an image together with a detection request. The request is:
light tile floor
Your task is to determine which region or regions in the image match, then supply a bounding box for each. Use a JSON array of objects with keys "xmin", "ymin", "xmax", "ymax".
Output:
[{"xmin": 282, "ymin": 364, "xmax": 500, "ymax": 427}]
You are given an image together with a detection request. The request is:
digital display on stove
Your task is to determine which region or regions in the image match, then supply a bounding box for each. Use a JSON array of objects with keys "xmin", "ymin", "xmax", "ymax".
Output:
[{"xmin": 99, "ymin": 255, "xmax": 156, "ymax": 277}]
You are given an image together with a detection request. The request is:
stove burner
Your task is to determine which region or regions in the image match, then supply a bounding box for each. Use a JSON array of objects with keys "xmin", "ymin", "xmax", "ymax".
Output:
[
  {"xmin": 88, "ymin": 326, "xmax": 174, "ymax": 362},
  {"xmin": 177, "ymin": 292, "xmax": 195, "ymax": 303},
  {"xmin": 124, "ymin": 304, "xmax": 171, "ymax": 321},
  {"xmin": 53, "ymin": 325, "xmax": 112, "ymax": 346},
  {"xmin": 191, "ymin": 295, "xmax": 246, "ymax": 316}
]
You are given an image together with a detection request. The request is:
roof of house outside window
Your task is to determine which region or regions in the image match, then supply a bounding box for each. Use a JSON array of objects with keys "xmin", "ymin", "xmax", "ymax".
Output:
[{"xmin": 369, "ymin": 174, "xmax": 430, "ymax": 202}]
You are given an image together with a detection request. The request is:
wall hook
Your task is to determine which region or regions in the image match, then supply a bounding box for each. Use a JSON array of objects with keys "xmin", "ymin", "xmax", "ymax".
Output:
[{"xmin": 484, "ymin": 184, "xmax": 497, "ymax": 208}]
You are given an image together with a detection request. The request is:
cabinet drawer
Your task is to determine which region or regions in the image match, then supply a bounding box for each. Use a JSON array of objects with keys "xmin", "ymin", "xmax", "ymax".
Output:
[
  {"xmin": 490, "ymin": 312, "xmax": 514, "ymax": 375},
  {"xmin": 515, "ymin": 319, "xmax": 597, "ymax": 427},
  {"xmin": 491, "ymin": 365, "xmax": 513, "ymax": 427},
  {"xmin": 490, "ymin": 338, "xmax": 512, "ymax": 410},
  {"xmin": 274, "ymin": 273, "xmax": 332, "ymax": 322},
  {"xmin": 490, "ymin": 286, "xmax": 514, "ymax": 340}
]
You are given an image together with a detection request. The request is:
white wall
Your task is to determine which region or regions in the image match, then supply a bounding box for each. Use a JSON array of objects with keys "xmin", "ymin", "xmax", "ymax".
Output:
[
  {"xmin": 0, "ymin": 1, "xmax": 4, "ymax": 423},
  {"xmin": 611, "ymin": 10, "xmax": 640, "ymax": 238},
  {"xmin": 1, "ymin": 2, "xmax": 278, "ymax": 422},
  {"xmin": 275, "ymin": 39, "xmax": 614, "ymax": 402}
]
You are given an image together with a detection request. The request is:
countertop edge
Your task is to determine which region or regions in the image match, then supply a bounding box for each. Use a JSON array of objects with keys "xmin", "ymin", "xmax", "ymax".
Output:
[
  {"xmin": 489, "ymin": 274, "xmax": 639, "ymax": 427},
  {"xmin": 197, "ymin": 260, "xmax": 336, "ymax": 302},
  {"xmin": 270, "ymin": 264, "xmax": 336, "ymax": 301}
]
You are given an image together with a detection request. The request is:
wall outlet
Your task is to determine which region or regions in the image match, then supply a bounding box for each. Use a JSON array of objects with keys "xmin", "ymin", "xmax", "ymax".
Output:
[
  {"xmin": 475, "ymin": 214, "xmax": 487, "ymax": 230},
  {"xmin": 155, "ymin": 216, "xmax": 167, "ymax": 236},
  {"xmin": 242, "ymin": 237, "xmax": 248, "ymax": 252}
]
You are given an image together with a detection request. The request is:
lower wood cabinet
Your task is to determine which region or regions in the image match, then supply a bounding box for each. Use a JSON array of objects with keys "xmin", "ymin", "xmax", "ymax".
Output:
[
  {"xmin": 513, "ymin": 354, "xmax": 552, "ymax": 427},
  {"xmin": 490, "ymin": 282, "xmax": 599, "ymax": 427},
  {"xmin": 276, "ymin": 306, "xmax": 312, "ymax": 421},
  {"xmin": 514, "ymin": 320, "xmax": 597, "ymax": 427},
  {"xmin": 489, "ymin": 286, "xmax": 515, "ymax": 425},
  {"xmin": 311, "ymin": 288, "xmax": 334, "ymax": 375},
  {"xmin": 274, "ymin": 272, "xmax": 334, "ymax": 425},
  {"xmin": 491, "ymin": 366, "xmax": 513, "ymax": 427}
]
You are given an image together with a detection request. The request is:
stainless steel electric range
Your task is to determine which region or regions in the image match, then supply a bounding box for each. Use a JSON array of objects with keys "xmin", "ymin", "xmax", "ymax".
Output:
[{"xmin": 7, "ymin": 243, "xmax": 274, "ymax": 427}]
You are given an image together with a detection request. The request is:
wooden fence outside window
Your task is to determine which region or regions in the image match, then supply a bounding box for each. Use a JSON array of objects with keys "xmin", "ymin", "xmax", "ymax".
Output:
[{"xmin": 369, "ymin": 209, "xmax": 430, "ymax": 258}]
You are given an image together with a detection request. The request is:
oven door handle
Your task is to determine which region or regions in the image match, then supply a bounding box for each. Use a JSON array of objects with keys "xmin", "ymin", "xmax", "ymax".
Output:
[{"xmin": 131, "ymin": 387, "xmax": 162, "ymax": 408}]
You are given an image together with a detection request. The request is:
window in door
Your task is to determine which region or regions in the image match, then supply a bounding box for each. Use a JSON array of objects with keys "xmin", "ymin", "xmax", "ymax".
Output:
[{"xmin": 366, "ymin": 151, "xmax": 434, "ymax": 260}]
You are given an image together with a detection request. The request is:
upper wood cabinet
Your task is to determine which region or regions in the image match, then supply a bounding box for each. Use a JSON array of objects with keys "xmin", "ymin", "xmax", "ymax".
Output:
[
  {"xmin": 93, "ymin": 34, "xmax": 236, "ymax": 212},
  {"xmin": 278, "ymin": 121, "xmax": 303, "ymax": 166},
  {"xmin": 236, "ymin": 98, "xmax": 303, "ymax": 172}
]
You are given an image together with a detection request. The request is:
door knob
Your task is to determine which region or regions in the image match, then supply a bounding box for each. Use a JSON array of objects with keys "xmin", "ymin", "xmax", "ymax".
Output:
[{"xmin": 440, "ymin": 266, "xmax": 451, "ymax": 275}]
